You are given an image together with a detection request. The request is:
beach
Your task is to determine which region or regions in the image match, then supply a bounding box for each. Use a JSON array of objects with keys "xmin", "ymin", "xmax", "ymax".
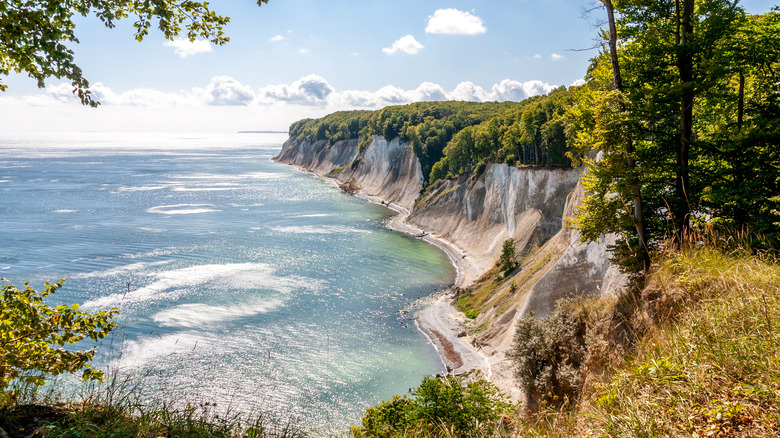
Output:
[
  {"xmin": 280, "ymin": 160, "xmax": 493, "ymax": 382},
  {"xmin": 355, "ymin": 193, "xmax": 491, "ymax": 379}
]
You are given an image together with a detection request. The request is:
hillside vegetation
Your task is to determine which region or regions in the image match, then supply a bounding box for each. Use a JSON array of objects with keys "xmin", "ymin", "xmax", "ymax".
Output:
[
  {"xmin": 352, "ymin": 237, "xmax": 780, "ymax": 437},
  {"xmin": 288, "ymin": 90, "xmax": 573, "ymax": 187},
  {"xmin": 514, "ymin": 237, "xmax": 780, "ymax": 437}
]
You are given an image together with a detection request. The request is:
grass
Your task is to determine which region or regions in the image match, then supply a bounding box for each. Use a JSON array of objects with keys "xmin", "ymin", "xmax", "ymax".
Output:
[
  {"xmin": 0, "ymin": 374, "xmax": 305, "ymax": 438},
  {"xmin": 455, "ymin": 239, "xmax": 562, "ymax": 323},
  {"xmin": 5, "ymin": 236, "xmax": 778, "ymax": 437},
  {"xmin": 515, "ymin": 239, "xmax": 780, "ymax": 437}
]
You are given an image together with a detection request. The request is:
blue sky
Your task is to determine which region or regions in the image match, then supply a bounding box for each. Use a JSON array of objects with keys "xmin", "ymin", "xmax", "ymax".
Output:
[{"xmin": 1, "ymin": 0, "xmax": 776, "ymax": 133}]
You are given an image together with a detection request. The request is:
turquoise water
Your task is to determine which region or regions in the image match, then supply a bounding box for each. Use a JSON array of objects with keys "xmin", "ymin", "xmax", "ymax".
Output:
[{"xmin": 0, "ymin": 132, "xmax": 454, "ymax": 432}]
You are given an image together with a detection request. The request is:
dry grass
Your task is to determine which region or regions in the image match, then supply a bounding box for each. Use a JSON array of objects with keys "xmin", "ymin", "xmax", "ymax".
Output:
[{"xmin": 513, "ymin": 237, "xmax": 780, "ymax": 437}]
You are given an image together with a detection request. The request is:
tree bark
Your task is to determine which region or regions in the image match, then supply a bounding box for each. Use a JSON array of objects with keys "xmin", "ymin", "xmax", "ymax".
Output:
[
  {"xmin": 676, "ymin": 0, "xmax": 695, "ymax": 235},
  {"xmin": 737, "ymin": 71, "xmax": 745, "ymax": 131},
  {"xmin": 604, "ymin": 0, "xmax": 649, "ymax": 268}
]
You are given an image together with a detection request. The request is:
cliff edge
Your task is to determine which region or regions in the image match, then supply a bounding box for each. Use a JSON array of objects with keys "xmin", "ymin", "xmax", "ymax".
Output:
[{"xmin": 274, "ymin": 135, "xmax": 626, "ymax": 398}]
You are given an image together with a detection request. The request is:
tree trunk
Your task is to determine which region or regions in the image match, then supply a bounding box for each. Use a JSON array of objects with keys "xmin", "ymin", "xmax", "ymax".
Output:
[
  {"xmin": 676, "ymin": 0, "xmax": 695, "ymax": 235},
  {"xmin": 737, "ymin": 71, "xmax": 745, "ymax": 131},
  {"xmin": 604, "ymin": 0, "xmax": 649, "ymax": 268}
]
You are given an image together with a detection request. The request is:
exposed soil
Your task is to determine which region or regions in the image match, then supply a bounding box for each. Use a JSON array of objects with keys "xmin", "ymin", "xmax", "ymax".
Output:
[{"xmin": 0, "ymin": 404, "xmax": 69, "ymax": 438}]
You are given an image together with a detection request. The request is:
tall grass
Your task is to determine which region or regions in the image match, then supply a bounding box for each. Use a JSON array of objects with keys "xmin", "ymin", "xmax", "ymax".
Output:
[
  {"xmin": 514, "ymin": 234, "xmax": 780, "ymax": 437},
  {"xmin": 0, "ymin": 370, "xmax": 306, "ymax": 438},
  {"xmin": 583, "ymin": 244, "xmax": 780, "ymax": 437}
]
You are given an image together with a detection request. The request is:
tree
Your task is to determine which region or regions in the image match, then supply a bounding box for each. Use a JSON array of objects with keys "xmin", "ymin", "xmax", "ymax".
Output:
[
  {"xmin": 569, "ymin": 1, "xmax": 779, "ymax": 269},
  {"xmin": 0, "ymin": 0, "xmax": 268, "ymax": 106},
  {"xmin": 509, "ymin": 300, "xmax": 587, "ymax": 412},
  {"xmin": 0, "ymin": 280, "xmax": 118, "ymax": 405},
  {"xmin": 499, "ymin": 239, "xmax": 516, "ymax": 276}
]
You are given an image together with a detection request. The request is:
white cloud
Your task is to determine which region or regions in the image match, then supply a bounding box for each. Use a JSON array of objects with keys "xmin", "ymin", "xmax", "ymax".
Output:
[
  {"xmin": 204, "ymin": 76, "xmax": 256, "ymax": 106},
  {"xmin": 413, "ymin": 82, "xmax": 448, "ymax": 101},
  {"xmin": 14, "ymin": 76, "xmax": 562, "ymax": 133},
  {"xmin": 270, "ymin": 35, "xmax": 285, "ymax": 42},
  {"xmin": 382, "ymin": 35, "xmax": 424, "ymax": 55},
  {"xmin": 551, "ymin": 53, "xmax": 565, "ymax": 61},
  {"xmin": 47, "ymin": 83, "xmax": 79, "ymax": 103},
  {"xmin": 570, "ymin": 78, "xmax": 586, "ymax": 87},
  {"xmin": 298, "ymin": 47, "xmax": 310, "ymax": 54},
  {"xmin": 48, "ymin": 82, "xmax": 189, "ymax": 106},
  {"xmin": 164, "ymin": 39, "xmax": 213, "ymax": 58},
  {"xmin": 449, "ymin": 82, "xmax": 490, "ymax": 102},
  {"xmin": 261, "ymin": 74, "xmax": 334, "ymax": 105},
  {"xmin": 532, "ymin": 53, "xmax": 542, "ymax": 60},
  {"xmin": 425, "ymin": 9, "xmax": 486, "ymax": 35},
  {"xmin": 491, "ymin": 79, "xmax": 556, "ymax": 101}
]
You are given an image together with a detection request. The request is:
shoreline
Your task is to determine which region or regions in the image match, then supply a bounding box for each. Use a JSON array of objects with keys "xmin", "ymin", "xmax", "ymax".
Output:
[
  {"xmin": 276, "ymin": 159, "xmax": 490, "ymax": 378},
  {"xmin": 355, "ymin": 192, "xmax": 490, "ymax": 377}
]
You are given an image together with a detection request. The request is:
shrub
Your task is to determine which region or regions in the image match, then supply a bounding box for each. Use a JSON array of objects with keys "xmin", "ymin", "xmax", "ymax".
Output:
[
  {"xmin": 509, "ymin": 300, "xmax": 587, "ymax": 411},
  {"xmin": 0, "ymin": 280, "xmax": 118, "ymax": 406},
  {"xmin": 351, "ymin": 373, "xmax": 514, "ymax": 437}
]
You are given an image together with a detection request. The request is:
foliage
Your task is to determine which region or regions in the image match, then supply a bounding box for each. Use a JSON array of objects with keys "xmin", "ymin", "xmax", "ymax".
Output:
[
  {"xmin": 0, "ymin": 0, "xmax": 268, "ymax": 106},
  {"xmin": 582, "ymin": 240, "xmax": 780, "ymax": 436},
  {"xmin": 288, "ymin": 94, "xmax": 576, "ymax": 187},
  {"xmin": 509, "ymin": 300, "xmax": 587, "ymax": 409},
  {"xmin": 351, "ymin": 373, "xmax": 514, "ymax": 437},
  {"xmin": 499, "ymin": 239, "xmax": 516, "ymax": 277},
  {"xmin": 568, "ymin": 3, "xmax": 780, "ymax": 270},
  {"xmin": 510, "ymin": 235, "xmax": 780, "ymax": 436},
  {"xmin": 0, "ymin": 280, "xmax": 118, "ymax": 406}
]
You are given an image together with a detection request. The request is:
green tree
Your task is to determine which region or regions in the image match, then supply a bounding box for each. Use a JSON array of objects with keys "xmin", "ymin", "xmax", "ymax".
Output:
[
  {"xmin": 0, "ymin": 280, "xmax": 118, "ymax": 406},
  {"xmin": 0, "ymin": 0, "xmax": 268, "ymax": 106},
  {"xmin": 569, "ymin": 2, "xmax": 780, "ymax": 269},
  {"xmin": 499, "ymin": 239, "xmax": 516, "ymax": 276}
]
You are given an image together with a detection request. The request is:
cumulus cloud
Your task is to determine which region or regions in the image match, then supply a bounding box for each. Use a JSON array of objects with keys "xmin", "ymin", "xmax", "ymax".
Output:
[
  {"xmin": 261, "ymin": 74, "xmax": 334, "ymax": 105},
  {"xmin": 449, "ymin": 82, "xmax": 490, "ymax": 102},
  {"xmin": 570, "ymin": 78, "xmax": 586, "ymax": 87},
  {"xmin": 164, "ymin": 39, "xmax": 213, "ymax": 58},
  {"xmin": 382, "ymin": 35, "xmax": 424, "ymax": 55},
  {"xmin": 551, "ymin": 53, "xmax": 565, "ymax": 61},
  {"xmin": 413, "ymin": 82, "xmax": 448, "ymax": 101},
  {"xmin": 532, "ymin": 53, "xmax": 542, "ymax": 60},
  {"xmin": 32, "ymin": 76, "xmax": 560, "ymax": 133},
  {"xmin": 47, "ymin": 83, "xmax": 80, "ymax": 103},
  {"xmin": 47, "ymin": 82, "xmax": 189, "ymax": 106},
  {"xmin": 425, "ymin": 9, "xmax": 486, "ymax": 35},
  {"xmin": 270, "ymin": 35, "xmax": 285, "ymax": 42},
  {"xmin": 204, "ymin": 76, "xmax": 256, "ymax": 106},
  {"xmin": 491, "ymin": 79, "xmax": 557, "ymax": 101}
]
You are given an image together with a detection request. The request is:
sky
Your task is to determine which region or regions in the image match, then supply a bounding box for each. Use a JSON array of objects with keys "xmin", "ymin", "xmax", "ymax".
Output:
[{"xmin": 1, "ymin": 0, "xmax": 777, "ymax": 133}]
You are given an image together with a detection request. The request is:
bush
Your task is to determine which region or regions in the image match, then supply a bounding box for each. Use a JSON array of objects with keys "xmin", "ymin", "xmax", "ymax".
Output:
[
  {"xmin": 509, "ymin": 300, "xmax": 587, "ymax": 411},
  {"xmin": 351, "ymin": 373, "xmax": 514, "ymax": 437},
  {"xmin": 0, "ymin": 280, "xmax": 118, "ymax": 406}
]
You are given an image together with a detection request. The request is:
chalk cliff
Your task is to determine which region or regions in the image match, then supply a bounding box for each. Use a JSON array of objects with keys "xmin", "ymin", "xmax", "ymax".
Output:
[{"xmin": 274, "ymin": 135, "xmax": 626, "ymax": 396}]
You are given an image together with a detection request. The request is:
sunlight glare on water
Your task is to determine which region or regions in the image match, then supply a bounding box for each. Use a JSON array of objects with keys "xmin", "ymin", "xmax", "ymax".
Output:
[{"xmin": 0, "ymin": 132, "xmax": 454, "ymax": 432}]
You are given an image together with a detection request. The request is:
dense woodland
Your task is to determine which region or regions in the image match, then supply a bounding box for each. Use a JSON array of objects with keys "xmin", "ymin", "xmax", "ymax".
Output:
[{"xmin": 288, "ymin": 92, "xmax": 574, "ymax": 188}]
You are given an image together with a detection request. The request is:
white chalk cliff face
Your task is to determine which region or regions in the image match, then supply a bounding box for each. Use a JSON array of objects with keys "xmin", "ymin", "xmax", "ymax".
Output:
[
  {"xmin": 275, "ymin": 135, "xmax": 626, "ymax": 396},
  {"xmin": 275, "ymin": 136, "xmax": 423, "ymax": 211}
]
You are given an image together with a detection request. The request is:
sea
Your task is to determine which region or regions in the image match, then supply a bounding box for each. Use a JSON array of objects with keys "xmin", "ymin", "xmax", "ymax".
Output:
[{"xmin": 0, "ymin": 132, "xmax": 455, "ymax": 432}]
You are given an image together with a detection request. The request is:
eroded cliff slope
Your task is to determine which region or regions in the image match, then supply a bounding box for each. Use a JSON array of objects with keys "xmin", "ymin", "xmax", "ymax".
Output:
[{"xmin": 274, "ymin": 135, "xmax": 626, "ymax": 396}]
